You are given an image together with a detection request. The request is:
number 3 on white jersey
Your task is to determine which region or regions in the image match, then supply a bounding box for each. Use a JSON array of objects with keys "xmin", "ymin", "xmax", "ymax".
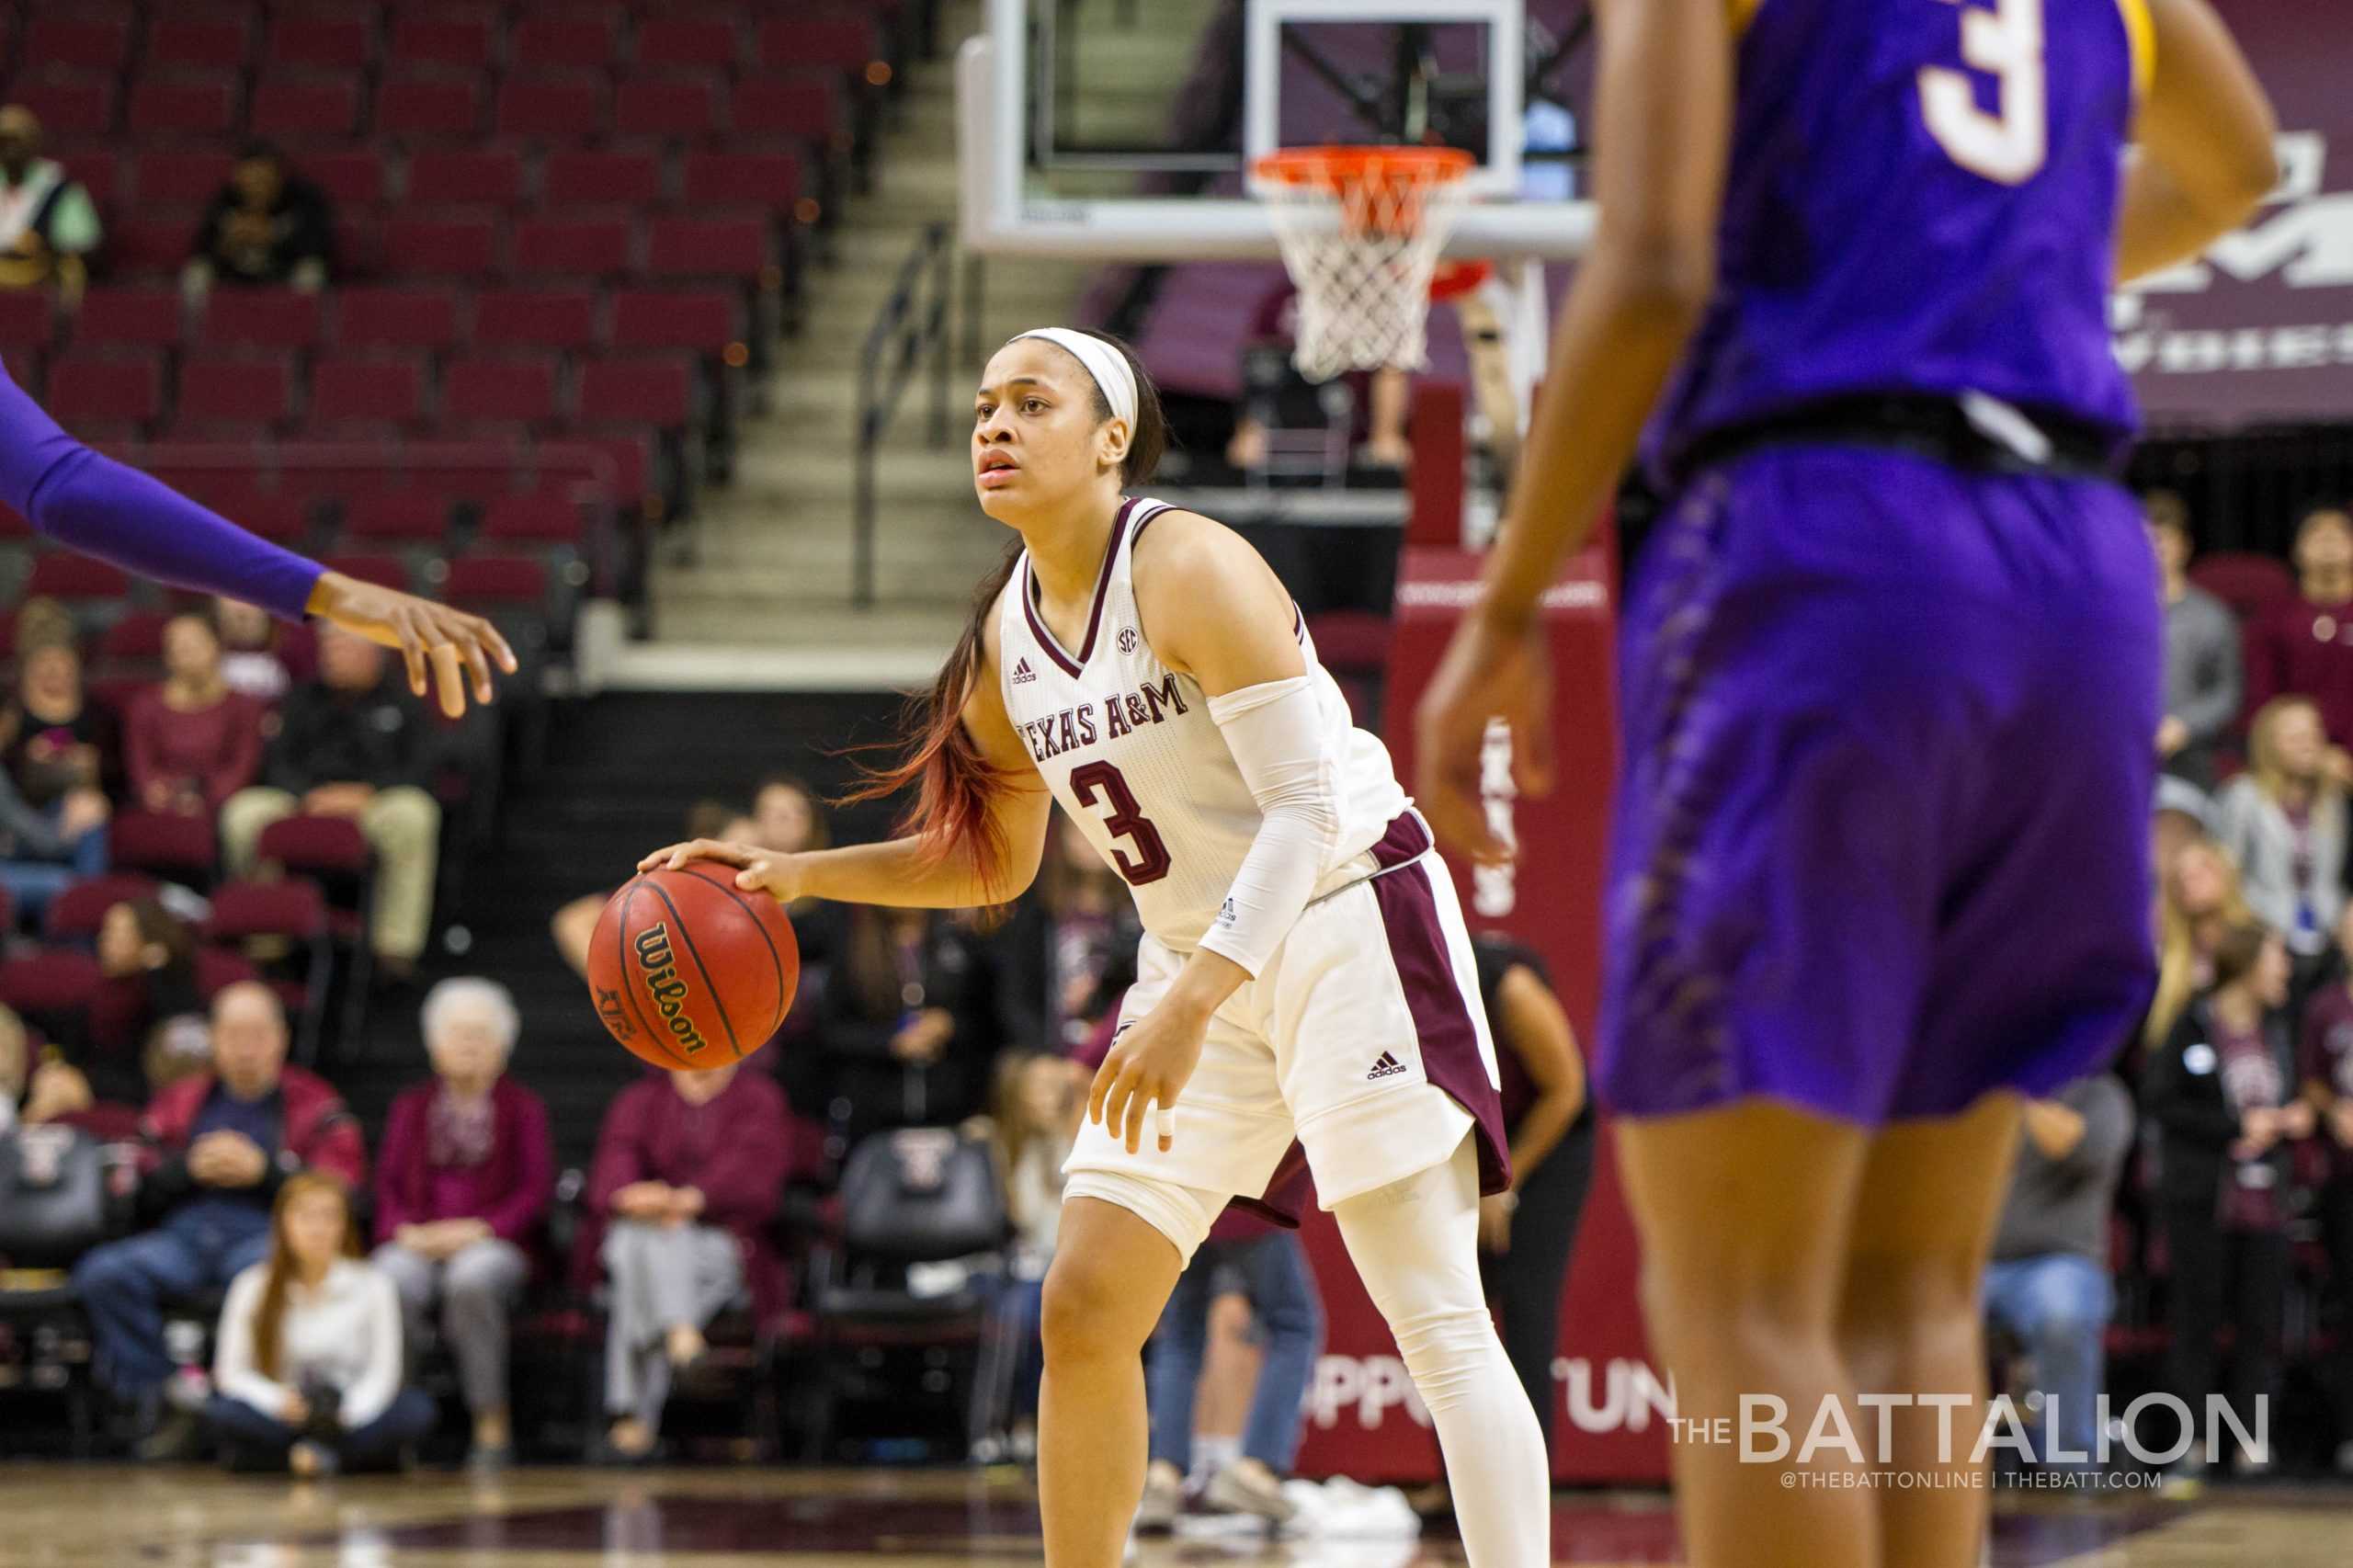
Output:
[{"xmin": 1918, "ymin": 0, "xmax": 2047, "ymax": 185}]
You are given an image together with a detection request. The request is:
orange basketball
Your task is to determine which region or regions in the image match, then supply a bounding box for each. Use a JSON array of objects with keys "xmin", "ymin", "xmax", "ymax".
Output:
[{"xmin": 585, "ymin": 861, "xmax": 800, "ymax": 1071}]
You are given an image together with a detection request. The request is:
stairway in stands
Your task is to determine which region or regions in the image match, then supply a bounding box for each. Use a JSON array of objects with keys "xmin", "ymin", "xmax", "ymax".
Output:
[{"xmin": 336, "ymin": 691, "xmax": 896, "ymax": 1168}]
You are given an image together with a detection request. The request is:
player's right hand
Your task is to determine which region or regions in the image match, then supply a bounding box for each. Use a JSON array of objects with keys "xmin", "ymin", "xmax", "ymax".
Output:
[
  {"xmin": 306, "ymin": 570, "xmax": 519, "ymax": 719},
  {"xmin": 637, "ymin": 838, "xmax": 808, "ymax": 904},
  {"xmin": 1414, "ymin": 604, "xmax": 1554, "ymax": 866}
]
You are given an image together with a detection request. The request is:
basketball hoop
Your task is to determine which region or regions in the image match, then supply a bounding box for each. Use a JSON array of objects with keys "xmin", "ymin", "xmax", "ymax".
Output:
[{"xmin": 1252, "ymin": 146, "xmax": 1475, "ymax": 381}]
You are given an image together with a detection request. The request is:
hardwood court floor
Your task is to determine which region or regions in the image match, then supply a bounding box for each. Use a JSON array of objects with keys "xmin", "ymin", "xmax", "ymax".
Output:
[{"xmin": 0, "ymin": 1465, "xmax": 2347, "ymax": 1567}]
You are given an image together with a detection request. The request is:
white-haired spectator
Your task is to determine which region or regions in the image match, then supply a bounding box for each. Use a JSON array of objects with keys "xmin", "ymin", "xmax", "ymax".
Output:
[{"xmin": 369, "ymin": 978, "xmax": 551, "ymax": 1471}]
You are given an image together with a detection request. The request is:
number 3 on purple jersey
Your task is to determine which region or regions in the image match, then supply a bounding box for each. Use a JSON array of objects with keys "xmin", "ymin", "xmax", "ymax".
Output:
[{"xmin": 1069, "ymin": 761, "xmax": 1172, "ymax": 886}]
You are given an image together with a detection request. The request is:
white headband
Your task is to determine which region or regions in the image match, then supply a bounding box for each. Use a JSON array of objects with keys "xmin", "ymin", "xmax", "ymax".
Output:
[{"xmin": 1007, "ymin": 327, "xmax": 1138, "ymax": 434}]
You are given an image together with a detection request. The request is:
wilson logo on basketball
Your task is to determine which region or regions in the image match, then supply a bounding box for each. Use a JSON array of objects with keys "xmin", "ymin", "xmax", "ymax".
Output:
[
  {"xmin": 1012, "ymin": 657, "xmax": 1038, "ymax": 685},
  {"xmin": 631, "ymin": 923, "xmax": 711, "ymax": 1058}
]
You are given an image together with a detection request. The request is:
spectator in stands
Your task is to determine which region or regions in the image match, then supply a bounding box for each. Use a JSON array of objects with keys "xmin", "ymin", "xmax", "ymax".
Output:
[
  {"xmin": 0, "ymin": 1001, "xmax": 23, "ymax": 1134},
  {"xmin": 0, "ymin": 106, "xmax": 100, "ymax": 306},
  {"xmin": 2216, "ymin": 696, "xmax": 2348, "ymax": 964},
  {"xmin": 204, "ymin": 1173, "xmax": 434, "ymax": 1476},
  {"xmin": 126, "ymin": 613, "xmax": 266, "ymax": 824},
  {"xmin": 0, "ymin": 617, "xmax": 114, "ymax": 922},
  {"xmin": 584, "ymin": 1062, "xmax": 790, "ymax": 1461},
  {"xmin": 2144, "ymin": 833, "xmax": 2255, "ymax": 1070},
  {"xmin": 2298, "ymin": 902, "xmax": 2353, "ymax": 1476},
  {"xmin": 28, "ymin": 1012, "xmax": 211, "ymax": 1144},
  {"xmin": 1228, "ymin": 279, "xmax": 1412, "ymax": 472},
  {"xmin": 2148, "ymin": 493, "xmax": 2242, "ymax": 789},
  {"xmin": 371, "ymin": 977, "xmax": 551, "ymax": 1471},
  {"xmin": 551, "ymin": 799, "xmax": 739, "ymax": 979},
  {"xmin": 183, "ymin": 144, "xmax": 334, "ymax": 301},
  {"xmin": 221, "ymin": 628, "xmax": 441, "ymax": 978},
  {"xmin": 820, "ymin": 904, "xmax": 997, "ymax": 1148},
  {"xmin": 974, "ymin": 1051, "xmax": 1086, "ymax": 1463},
  {"xmin": 991, "ymin": 819, "xmax": 1142, "ymax": 1054},
  {"xmin": 87, "ymin": 897, "xmax": 204, "ymax": 1103},
  {"xmin": 2245, "ymin": 505, "xmax": 2353, "ymax": 767},
  {"xmin": 1471, "ymin": 937, "xmax": 1594, "ymax": 1455},
  {"xmin": 72, "ymin": 982, "xmax": 367, "ymax": 1459},
  {"xmin": 213, "ymin": 597, "xmax": 312, "ymax": 705},
  {"xmin": 2145, "ymin": 922, "xmax": 2312, "ymax": 1478},
  {"xmin": 1982, "ymin": 1075, "xmax": 2135, "ymax": 1473},
  {"xmin": 1136, "ymin": 1168, "xmax": 1323, "ymax": 1528}
]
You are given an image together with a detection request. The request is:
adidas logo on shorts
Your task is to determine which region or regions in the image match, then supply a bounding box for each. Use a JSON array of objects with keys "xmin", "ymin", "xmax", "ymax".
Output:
[
  {"xmin": 1367, "ymin": 1051, "xmax": 1408, "ymax": 1081},
  {"xmin": 1012, "ymin": 657, "xmax": 1038, "ymax": 685}
]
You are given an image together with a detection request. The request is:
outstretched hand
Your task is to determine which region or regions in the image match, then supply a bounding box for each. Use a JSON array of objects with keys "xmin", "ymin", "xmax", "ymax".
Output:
[
  {"xmin": 306, "ymin": 571, "xmax": 519, "ymax": 719},
  {"xmin": 636, "ymin": 838, "xmax": 808, "ymax": 904},
  {"xmin": 1414, "ymin": 608, "xmax": 1554, "ymax": 865}
]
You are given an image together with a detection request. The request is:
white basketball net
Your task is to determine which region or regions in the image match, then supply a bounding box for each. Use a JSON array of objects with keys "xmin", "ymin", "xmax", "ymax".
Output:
[{"xmin": 1256, "ymin": 150, "xmax": 1472, "ymax": 381}]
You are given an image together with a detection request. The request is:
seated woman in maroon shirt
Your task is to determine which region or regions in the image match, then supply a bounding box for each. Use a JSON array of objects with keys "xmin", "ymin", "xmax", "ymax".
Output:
[
  {"xmin": 369, "ymin": 978, "xmax": 551, "ymax": 1471},
  {"xmin": 125, "ymin": 612, "xmax": 265, "ymax": 822},
  {"xmin": 580, "ymin": 1062, "xmax": 790, "ymax": 1461}
]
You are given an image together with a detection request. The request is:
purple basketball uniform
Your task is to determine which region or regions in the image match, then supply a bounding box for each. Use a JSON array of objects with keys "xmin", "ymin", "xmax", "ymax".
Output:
[{"xmin": 1599, "ymin": 0, "xmax": 2161, "ymax": 1124}]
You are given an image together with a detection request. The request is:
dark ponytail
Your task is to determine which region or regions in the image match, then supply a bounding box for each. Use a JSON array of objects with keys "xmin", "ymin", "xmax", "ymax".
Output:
[{"xmin": 838, "ymin": 330, "xmax": 1166, "ymax": 891}]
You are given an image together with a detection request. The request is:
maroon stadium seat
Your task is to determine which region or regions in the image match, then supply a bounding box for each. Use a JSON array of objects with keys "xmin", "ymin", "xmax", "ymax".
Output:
[
  {"xmin": 248, "ymin": 75, "xmax": 364, "ymax": 140},
  {"xmin": 495, "ymin": 74, "xmax": 608, "ymax": 141},
  {"xmin": 218, "ymin": 492, "xmax": 313, "ymax": 544},
  {"xmin": 0, "ymin": 293, "xmax": 52, "ymax": 349},
  {"xmin": 196, "ymin": 947, "xmax": 260, "ymax": 999},
  {"xmin": 512, "ymin": 15, "xmax": 620, "ymax": 70},
  {"xmin": 97, "ymin": 610, "xmax": 171, "ymax": 662},
  {"xmin": 317, "ymin": 553, "xmax": 410, "ymax": 589},
  {"xmin": 540, "ymin": 148, "xmax": 665, "ymax": 210},
  {"xmin": 473, "ymin": 290, "xmax": 599, "ymax": 350},
  {"xmin": 442, "ymin": 356, "xmax": 562, "ymax": 425},
  {"xmin": 14, "ymin": 75, "xmax": 120, "ymax": 139},
  {"xmin": 177, "ymin": 355, "xmax": 298, "ymax": 428},
  {"xmin": 25, "ymin": 16, "xmax": 135, "ymax": 74},
  {"xmin": 80, "ymin": 288, "xmax": 195, "ymax": 348},
  {"xmin": 128, "ymin": 74, "xmax": 241, "ymax": 140},
  {"xmin": 647, "ymin": 215, "xmax": 770, "ymax": 279},
  {"xmin": 732, "ymin": 78, "xmax": 838, "ymax": 143},
  {"xmin": 610, "ymin": 289, "xmax": 738, "ymax": 351},
  {"xmin": 146, "ymin": 16, "xmax": 255, "ymax": 73},
  {"xmin": 343, "ymin": 493, "xmax": 454, "ymax": 543},
  {"xmin": 439, "ymin": 554, "xmax": 550, "ymax": 607},
  {"xmin": 389, "ymin": 15, "xmax": 496, "ymax": 71},
  {"xmin": 634, "ymin": 17, "xmax": 743, "ymax": 71},
  {"xmin": 578, "ymin": 356, "xmax": 692, "ymax": 426},
  {"xmin": 407, "ymin": 148, "xmax": 526, "ymax": 208},
  {"xmin": 2188, "ymin": 552, "xmax": 2300, "ymax": 621},
  {"xmin": 0, "ymin": 950, "xmax": 102, "ymax": 1041},
  {"xmin": 0, "ymin": 347, "xmax": 42, "ymax": 401},
  {"xmin": 56, "ymin": 150, "xmax": 121, "ymax": 210},
  {"xmin": 334, "ymin": 289, "xmax": 462, "ymax": 349},
  {"xmin": 614, "ymin": 77, "xmax": 725, "ymax": 140},
  {"xmin": 104, "ymin": 219, "xmax": 194, "ymax": 279},
  {"xmin": 44, "ymin": 875, "xmax": 161, "ymax": 943},
  {"xmin": 509, "ymin": 216, "xmax": 635, "ymax": 278},
  {"xmin": 207, "ymin": 878, "xmax": 332, "ymax": 943},
  {"xmin": 110, "ymin": 811, "xmax": 222, "ymax": 884},
  {"xmin": 299, "ymin": 149, "xmax": 388, "ymax": 209},
  {"xmin": 375, "ymin": 74, "xmax": 485, "ymax": 139},
  {"xmin": 481, "ymin": 493, "xmax": 586, "ymax": 547},
  {"xmin": 333, "ymin": 213, "xmax": 382, "ymax": 275},
  {"xmin": 200, "ymin": 290, "xmax": 325, "ymax": 350},
  {"xmin": 23, "ymin": 552, "xmax": 133, "ymax": 602},
  {"xmin": 310, "ymin": 355, "xmax": 430, "ymax": 428},
  {"xmin": 683, "ymin": 150, "xmax": 801, "ymax": 210},
  {"xmin": 383, "ymin": 213, "xmax": 500, "ymax": 277},
  {"xmin": 759, "ymin": 14, "xmax": 881, "ymax": 74},
  {"xmin": 267, "ymin": 17, "xmax": 373, "ymax": 72},
  {"xmin": 133, "ymin": 150, "xmax": 236, "ymax": 207},
  {"xmin": 48, "ymin": 352, "xmax": 165, "ymax": 427}
]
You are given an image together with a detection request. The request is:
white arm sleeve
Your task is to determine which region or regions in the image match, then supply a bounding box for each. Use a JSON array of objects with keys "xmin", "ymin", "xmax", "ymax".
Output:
[
  {"xmin": 212, "ymin": 1268, "xmax": 292, "ymax": 1415},
  {"xmin": 1199, "ymin": 676, "xmax": 1339, "ymax": 978}
]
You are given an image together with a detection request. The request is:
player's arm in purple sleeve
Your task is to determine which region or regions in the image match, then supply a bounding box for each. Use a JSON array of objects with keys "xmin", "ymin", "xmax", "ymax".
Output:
[
  {"xmin": 0, "ymin": 360, "xmax": 519, "ymax": 717},
  {"xmin": 0, "ymin": 359, "xmax": 323, "ymax": 620}
]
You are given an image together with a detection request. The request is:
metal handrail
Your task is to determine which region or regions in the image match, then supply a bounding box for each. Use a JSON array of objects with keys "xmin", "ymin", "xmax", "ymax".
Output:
[{"xmin": 852, "ymin": 222, "xmax": 957, "ymax": 608}]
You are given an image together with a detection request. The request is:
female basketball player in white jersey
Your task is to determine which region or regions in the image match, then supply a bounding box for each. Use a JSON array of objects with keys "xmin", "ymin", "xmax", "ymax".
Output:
[{"xmin": 642, "ymin": 327, "xmax": 1549, "ymax": 1567}]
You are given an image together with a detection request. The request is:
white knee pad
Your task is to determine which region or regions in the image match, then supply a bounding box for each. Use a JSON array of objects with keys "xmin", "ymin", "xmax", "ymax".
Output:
[
  {"xmin": 1389, "ymin": 1308, "xmax": 1508, "ymax": 1417},
  {"xmin": 1063, "ymin": 1170, "xmax": 1224, "ymax": 1266}
]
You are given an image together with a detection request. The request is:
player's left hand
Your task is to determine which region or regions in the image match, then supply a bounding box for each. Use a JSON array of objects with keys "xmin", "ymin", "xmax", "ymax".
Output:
[
  {"xmin": 1414, "ymin": 604, "xmax": 1553, "ymax": 867},
  {"xmin": 1089, "ymin": 1002, "xmax": 1210, "ymax": 1155},
  {"xmin": 306, "ymin": 571, "xmax": 520, "ymax": 719}
]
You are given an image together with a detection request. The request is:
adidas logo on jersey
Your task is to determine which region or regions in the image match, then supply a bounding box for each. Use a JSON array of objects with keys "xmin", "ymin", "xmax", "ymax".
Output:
[
  {"xmin": 1011, "ymin": 657, "xmax": 1038, "ymax": 685},
  {"xmin": 1367, "ymin": 1051, "xmax": 1408, "ymax": 1081}
]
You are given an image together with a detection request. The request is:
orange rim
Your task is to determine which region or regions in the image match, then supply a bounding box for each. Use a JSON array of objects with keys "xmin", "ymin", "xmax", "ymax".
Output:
[
  {"xmin": 1253, "ymin": 144, "xmax": 1475, "ymax": 193},
  {"xmin": 1429, "ymin": 258, "xmax": 1494, "ymax": 301}
]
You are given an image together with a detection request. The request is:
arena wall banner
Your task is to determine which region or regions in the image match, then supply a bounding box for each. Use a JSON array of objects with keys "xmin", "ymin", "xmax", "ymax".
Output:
[
  {"xmin": 2117, "ymin": 0, "xmax": 2353, "ymax": 425},
  {"xmin": 1294, "ymin": 506, "xmax": 1673, "ymax": 1486}
]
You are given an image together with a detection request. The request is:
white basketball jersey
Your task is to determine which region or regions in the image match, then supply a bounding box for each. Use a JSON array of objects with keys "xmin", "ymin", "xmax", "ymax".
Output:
[{"xmin": 997, "ymin": 497, "xmax": 1410, "ymax": 953}]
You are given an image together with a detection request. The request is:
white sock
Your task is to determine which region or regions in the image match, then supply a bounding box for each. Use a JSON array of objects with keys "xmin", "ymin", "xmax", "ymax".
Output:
[
  {"xmin": 1332, "ymin": 1140, "xmax": 1550, "ymax": 1568},
  {"xmin": 1191, "ymin": 1433, "xmax": 1240, "ymax": 1490}
]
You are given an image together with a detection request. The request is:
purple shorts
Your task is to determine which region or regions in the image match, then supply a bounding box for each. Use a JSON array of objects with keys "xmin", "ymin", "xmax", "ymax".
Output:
[{"xmin": 1597, "ymin": 445, "xmax": 2161, "ymax": 1126}]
